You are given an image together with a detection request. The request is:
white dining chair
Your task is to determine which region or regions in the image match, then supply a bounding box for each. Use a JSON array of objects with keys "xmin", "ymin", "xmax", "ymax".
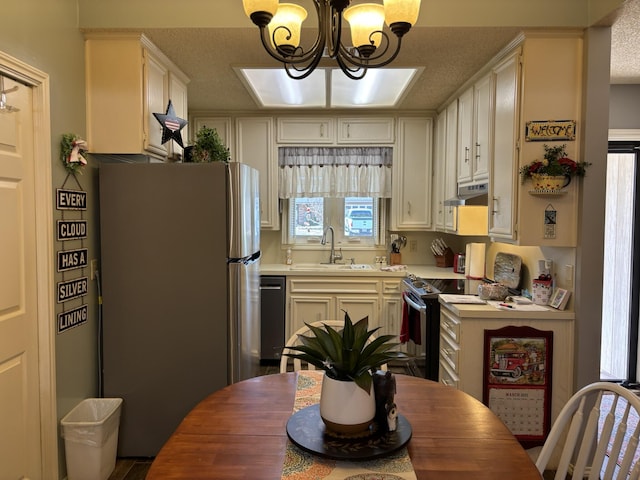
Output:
[
  {"xmin": 535, "ymin": 381, "xmax": 640, "ymax": 479},
  {"xmin": 279, "ymin": 320, "xmax": 387, "ymax": 373}
]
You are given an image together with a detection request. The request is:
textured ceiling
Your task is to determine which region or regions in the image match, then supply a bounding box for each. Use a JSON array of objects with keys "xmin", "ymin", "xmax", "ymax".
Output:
[{"xmin": 117, "ymin": 0, "xmax": 639, "ymax": 113}]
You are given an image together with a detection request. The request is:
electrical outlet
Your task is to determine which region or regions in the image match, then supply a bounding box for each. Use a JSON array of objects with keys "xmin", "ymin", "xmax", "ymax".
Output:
[
  {"xmin": 90, "ymin": 259, "xmax": 99, "ymax": 280},
  {"xmin": 565, "ymin": 264, "xmax": 574, "ymax": 287},
  {"xmin": 409, "ymin": 240, "xmax": 417, "ymax": 252}
]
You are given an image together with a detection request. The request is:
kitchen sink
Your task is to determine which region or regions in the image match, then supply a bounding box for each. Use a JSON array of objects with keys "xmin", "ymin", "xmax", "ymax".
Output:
[{"xmin": 288, "ymin": 263, "xmax": 374, "ymax": 271}]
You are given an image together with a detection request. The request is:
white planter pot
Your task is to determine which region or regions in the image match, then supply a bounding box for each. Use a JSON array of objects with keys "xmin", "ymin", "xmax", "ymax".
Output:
[{"xmin": 319, "ymin": 374, "xmax": 376, "ymax": 434}]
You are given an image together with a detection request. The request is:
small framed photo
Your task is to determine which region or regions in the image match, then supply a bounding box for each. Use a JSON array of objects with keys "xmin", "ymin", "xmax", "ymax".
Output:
[{"xmin": 549, "ymin": 288, "xmax": 571, "ymax": 310}]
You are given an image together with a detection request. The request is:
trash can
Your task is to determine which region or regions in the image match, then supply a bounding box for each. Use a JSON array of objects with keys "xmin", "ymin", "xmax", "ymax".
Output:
[{"xmin": 61, "ymin": 398, "xmax": 123, "ymax": 480}]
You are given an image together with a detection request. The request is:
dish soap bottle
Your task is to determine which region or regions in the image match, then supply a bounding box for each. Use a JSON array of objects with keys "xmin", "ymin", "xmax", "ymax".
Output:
[{"xmin": 285, "ymin": 248, "xmax": 292, "ymax": 265}]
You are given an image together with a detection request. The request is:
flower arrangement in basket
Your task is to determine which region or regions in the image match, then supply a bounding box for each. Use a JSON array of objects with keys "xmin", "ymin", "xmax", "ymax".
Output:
[{"xmin": 519, "ymin": 144, "xmax": 590, "ymax": 190}]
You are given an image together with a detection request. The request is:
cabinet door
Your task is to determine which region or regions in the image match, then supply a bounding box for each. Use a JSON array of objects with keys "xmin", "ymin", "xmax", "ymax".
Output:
[
  {"xmin": 337, "ymin": 118, "xmax": 395, "ymax": 144},
  {"xmin": 167, "ymin": 72, "xmax": 189, "ymax": 161},
  {"xmin": 456, "ymin": 87, "xmax": 474, "ymax": 184},
  {"xmin": 433, "ymin": 111, "xmax": 447, "ymax": 230},
  {"xmin": 289, "ymin": 296, "xmax": 333, "ymax": 337},
  {"xmin": 444, "ymin": 101, "xmax": 459, "ymax": 232},
  {"xmin": 277, "ymin": 117, "xmax": 335, "ymax": 144},
  {"xmin": 144, "ymin": 49, "xmax": 169, "ymax": 158},
  {"xmin": 336, "ymin": 296, "xmax": 380, "ymax": 329},
  {"xmin": 472, "ymin": 74, "xmax": 492, "ymax": 182},
  {"xmin": 391, "ymin": 117, "xmax": 433, "ymax": 231},
  {"xmin": 236, "ymin": 117, "xmax": 279, "ymax": 230},
  {"xmin": 490, "ymin": 52, "xmax": 520, "ymax": 239}
]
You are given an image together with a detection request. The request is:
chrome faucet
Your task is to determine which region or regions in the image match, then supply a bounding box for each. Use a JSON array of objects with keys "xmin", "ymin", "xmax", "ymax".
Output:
[{"xmin": 321, "ymin": 226, "xmax": 343, "ymax": 264}]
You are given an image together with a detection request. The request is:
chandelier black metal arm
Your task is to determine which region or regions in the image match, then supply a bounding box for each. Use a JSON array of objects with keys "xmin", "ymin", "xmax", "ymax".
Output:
[{"xmin": 248, "ymin": 0, "xmax": 413, "ymax": 80}]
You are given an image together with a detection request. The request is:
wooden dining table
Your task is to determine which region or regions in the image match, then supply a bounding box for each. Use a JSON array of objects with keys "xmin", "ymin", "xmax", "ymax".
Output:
[{"xmin": 146, "ymin": 372, "xmax": 542, "ymax": 479}]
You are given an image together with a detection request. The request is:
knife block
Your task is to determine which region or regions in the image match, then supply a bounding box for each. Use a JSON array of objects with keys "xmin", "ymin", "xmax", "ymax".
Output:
[{"xmin": 434, "ymin": 247, "xmax": 454, "ymax": 268}]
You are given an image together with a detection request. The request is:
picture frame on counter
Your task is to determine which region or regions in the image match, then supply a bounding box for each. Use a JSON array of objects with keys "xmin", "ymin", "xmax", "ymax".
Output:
[{"xmin": 549, "ymin": 288, "xmax": 571, "ymax": 310}]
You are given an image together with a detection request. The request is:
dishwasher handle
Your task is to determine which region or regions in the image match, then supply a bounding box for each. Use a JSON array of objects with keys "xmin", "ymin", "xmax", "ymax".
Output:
[{"xmin": 260, "ymin": 285, "xmax": 282, "ymax": 290}]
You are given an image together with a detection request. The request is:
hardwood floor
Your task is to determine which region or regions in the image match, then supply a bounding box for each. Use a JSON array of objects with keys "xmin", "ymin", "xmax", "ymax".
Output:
[{"xmin": 108, "ymin": 457, "xmax": 153, "ymax": 480}]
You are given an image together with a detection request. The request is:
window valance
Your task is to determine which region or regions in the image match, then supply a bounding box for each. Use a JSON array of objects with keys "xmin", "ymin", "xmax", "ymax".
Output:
[{"xmin": 278, "ymin": 147, "xmax": 393, "ymax": 198}]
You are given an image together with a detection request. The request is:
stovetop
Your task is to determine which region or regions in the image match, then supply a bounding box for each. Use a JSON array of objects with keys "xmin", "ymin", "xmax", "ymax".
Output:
[{"xmin": 403, "ymin": 275, "xmax": 468, "ymax": 297}]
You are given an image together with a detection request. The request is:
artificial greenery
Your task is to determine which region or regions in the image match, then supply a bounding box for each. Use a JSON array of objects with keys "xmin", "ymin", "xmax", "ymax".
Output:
[
  {"xmin": 284, "ymin": 311, "xmax": 407, "ymax": 394},
  {"xmin": 60, "ymin": 133, "xmax": 88, "ymax": 174},
  {"xmin": 191, "ymin": 125, "xmax": 230, "ymax": 163},
  {"xmin": 519, "ymin": 144, "xmax": 590, "ymax": 183}
]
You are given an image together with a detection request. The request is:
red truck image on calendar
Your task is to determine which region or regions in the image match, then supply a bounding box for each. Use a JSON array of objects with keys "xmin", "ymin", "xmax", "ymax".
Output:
[{"xmin": 490, "ymin": 340, "xmax": 545, "ymax": 381}]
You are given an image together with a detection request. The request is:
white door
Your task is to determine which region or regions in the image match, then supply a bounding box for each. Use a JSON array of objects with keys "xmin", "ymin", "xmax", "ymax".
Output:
[{"xmin": 0, "ymin": 75, "xmax": 43, "ymax": 478}]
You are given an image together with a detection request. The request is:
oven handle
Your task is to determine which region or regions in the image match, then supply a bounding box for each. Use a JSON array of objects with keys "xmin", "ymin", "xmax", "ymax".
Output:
[{"xmin": 403, "ymin": 292, "xmax": 427, "ymax": 312}]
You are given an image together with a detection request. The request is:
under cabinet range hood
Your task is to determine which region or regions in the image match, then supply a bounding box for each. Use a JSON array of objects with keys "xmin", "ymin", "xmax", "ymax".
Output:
[{"xmin": 444, "ymin": 183, "xmax": 489, "ymax": 206}]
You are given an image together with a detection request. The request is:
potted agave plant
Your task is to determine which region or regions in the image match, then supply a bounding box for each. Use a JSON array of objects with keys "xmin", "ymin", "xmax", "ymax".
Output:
[{"xmin": 284, "ymin": 311, "xmax": 406, "ymax": 434}]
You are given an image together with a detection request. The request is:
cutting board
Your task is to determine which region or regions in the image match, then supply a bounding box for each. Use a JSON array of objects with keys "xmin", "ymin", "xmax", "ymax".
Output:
[{"xmin": 493, "ymin": 252, "xmax": 522, "ymax": 289}]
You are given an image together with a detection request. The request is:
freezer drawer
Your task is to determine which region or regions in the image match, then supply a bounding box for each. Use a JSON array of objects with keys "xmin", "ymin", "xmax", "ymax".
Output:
[{"xmin": 260, "ymin": 276, "xmax": 286, "ymax": 362}]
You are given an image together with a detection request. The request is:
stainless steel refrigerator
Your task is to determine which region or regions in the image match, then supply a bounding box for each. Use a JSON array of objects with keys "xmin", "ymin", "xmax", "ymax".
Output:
[{"xmin": 99, "ymin": 162, "xmax": 261, "ymax": 457}]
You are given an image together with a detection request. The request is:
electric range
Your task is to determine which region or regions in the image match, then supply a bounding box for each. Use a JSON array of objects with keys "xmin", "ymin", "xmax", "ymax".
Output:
[{"xmin": 400, "ymin": 275, "xmax": 480, "ymax": 381}]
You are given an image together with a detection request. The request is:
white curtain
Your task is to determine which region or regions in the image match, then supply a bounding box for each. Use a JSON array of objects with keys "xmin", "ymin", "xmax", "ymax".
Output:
[{"xmin": 278, "ymin": 147, "xmax": 392, "ymax": 198}]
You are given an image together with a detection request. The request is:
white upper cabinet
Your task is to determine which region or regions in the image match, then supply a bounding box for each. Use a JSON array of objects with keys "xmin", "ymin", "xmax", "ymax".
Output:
[
  {"xmin": 277, "ymin": 117, "xmax": 335, "ymax": 144},
  {"xmin": 443, "ymin": 101, "xmax": 459, "ymax": 232},
  {"xmin": 489, "ymin": 50, "xmax": 520, "ymax": 240},
  {"xmin": 337, "ymin": 118, "xmax": 395, "ymax": 144},
  {"xmin": 85, "ymin": 33, "xmax": 189, "ymax": 161},
  {"xmin": 167, "ymin": 71, "xmax": 189, "ymax": 161},
  {"xmin": 235, "ymin": 117, "xmax": 279, "ymax": 230},
  {"xmin": 433, "ymin": 111, "xmax": 447, "ymax": 230},
  {"xmin": 391, "ymin": 117, "xmax": 433, "ymax": 231},
  {"xmin": 457, "ymin": 75, "xmax": 491, "ymax": 185}
]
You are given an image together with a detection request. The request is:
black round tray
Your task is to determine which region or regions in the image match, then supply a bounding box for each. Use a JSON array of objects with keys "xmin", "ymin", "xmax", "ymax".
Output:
[{"xmin": 286, "ymin": 404, "xmax": 412, "ymax": 461}]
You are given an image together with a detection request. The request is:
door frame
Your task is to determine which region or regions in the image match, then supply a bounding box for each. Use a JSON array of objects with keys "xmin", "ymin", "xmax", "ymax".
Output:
[{"xmin": 0, "ymin": 51, "xmax": 57, "ymax": 475}]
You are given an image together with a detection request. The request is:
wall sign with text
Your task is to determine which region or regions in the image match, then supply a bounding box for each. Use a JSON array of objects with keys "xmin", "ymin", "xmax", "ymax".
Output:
[
  {"xmin": 56, "ymin": 181, "xmax": 90, "ymax": 333},
  {"xmin": 525, "ymin": 120, "xmax": 576, "ymax": 142}
]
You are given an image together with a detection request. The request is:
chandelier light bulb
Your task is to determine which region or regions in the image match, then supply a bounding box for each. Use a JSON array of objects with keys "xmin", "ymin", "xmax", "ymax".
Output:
[
  {"xmin": 268, "ymin": 3, "xmax": 308, "ymax": 53},
  {"xmin": 383, "ymin": 0, "xmax": 421, "ymax": 28},
  {"xmin": 344, "ymin": 3, "xmax": 385, "ymax": 52}
]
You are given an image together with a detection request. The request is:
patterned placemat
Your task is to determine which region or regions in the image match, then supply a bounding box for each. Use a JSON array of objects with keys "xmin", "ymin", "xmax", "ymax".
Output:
[{"xmin": 281, "ymin": 370, "xmax": 417, "ymax": 480}]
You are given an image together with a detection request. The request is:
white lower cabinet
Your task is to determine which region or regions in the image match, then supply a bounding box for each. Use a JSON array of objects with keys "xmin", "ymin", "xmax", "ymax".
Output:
[
  {"xmin": 286, "ymin": 277, "xmax": 403, "ymax": 341},
  {"xmin": 438, "ymin": 305, "xmax": 574, "ymax": 426}
]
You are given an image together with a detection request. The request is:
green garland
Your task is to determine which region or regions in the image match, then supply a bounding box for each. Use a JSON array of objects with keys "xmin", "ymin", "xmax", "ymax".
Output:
[{"xmin": 60, "ymin": 133, "xmax": 88, "ymax": 174}]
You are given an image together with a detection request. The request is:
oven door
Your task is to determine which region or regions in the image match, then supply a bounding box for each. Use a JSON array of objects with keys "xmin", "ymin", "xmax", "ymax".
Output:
[
  {"xmin": 401, "ymin": 282, "xmax": 441, "ymax": 381},
  {"xmin": 400, "ymin": 288, "xmax": 427, "ymax": 366}
]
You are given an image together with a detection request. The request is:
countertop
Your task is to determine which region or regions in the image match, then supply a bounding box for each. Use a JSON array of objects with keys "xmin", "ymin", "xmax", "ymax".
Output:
[
  {"xmin": 439, "ymin": 297, "xmax": 575, "ymax": 320},
  {"xmin": 260, "ymin": 263, "xmax": 466, "ymax": 279}
]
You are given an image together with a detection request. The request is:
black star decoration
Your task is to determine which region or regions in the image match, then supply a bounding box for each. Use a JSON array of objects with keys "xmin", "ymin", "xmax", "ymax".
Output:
[{"xmin": 153, "ymin": 100, "xmax": 188, "ymax": 148}]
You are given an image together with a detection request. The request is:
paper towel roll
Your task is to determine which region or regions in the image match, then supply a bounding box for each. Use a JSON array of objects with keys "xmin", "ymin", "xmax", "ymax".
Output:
[{"xmin": 464, "ymin": 243, "xmax": 486, "ymax": 279}]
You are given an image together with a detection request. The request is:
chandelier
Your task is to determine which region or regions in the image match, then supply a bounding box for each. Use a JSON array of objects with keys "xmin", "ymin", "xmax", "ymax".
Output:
[{"xmin": 242, "ymin": 0, "xmax": 421, "ymax": 80}]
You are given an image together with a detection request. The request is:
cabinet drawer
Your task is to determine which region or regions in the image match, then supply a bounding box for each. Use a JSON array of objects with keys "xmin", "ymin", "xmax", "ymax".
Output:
[
  {"xmin": 439, "ymin": 331, "xmax": 460, "ymax": 373},
  {"xmin": 440, "ymin": 309, "xmax": 461, "ymax": 344},
  {"xmin": 439, "ymin": 360, "xmax": 460, "ymax": 389},
  {"xmin": 382, "ymin": 280, "xmax": 401, "ymax": 295},
  {"xmin": 288, "ymin": 277, "xmax": 379, "ymax": 295}
]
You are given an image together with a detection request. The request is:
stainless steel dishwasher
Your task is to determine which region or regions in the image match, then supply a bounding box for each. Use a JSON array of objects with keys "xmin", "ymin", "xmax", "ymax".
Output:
[{"xmin": 260, "ymin": 276, "xmax": 286, "ymax": 363}]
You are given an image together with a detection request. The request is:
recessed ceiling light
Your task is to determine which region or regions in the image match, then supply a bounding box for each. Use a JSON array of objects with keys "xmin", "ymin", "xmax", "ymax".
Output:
[{"xmin": 237, "ymin": 67, "xmax": 421, "ymax": 108}]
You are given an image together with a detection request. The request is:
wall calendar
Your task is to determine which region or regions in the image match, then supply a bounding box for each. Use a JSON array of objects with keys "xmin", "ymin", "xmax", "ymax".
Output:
[{"xmin": 483, "ymin": 326, "xmax": 553, "ymax": 448}]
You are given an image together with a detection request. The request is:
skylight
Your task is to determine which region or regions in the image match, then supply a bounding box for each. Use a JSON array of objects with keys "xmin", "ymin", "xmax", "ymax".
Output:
[{"xmin": 237, "ymin": 67, "xmax": 421, "ymax": 108}]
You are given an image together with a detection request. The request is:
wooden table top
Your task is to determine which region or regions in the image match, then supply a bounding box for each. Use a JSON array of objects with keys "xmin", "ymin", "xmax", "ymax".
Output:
[{"xmin": 146, "ymin": 372, "xmax": 542, "ymax": 479}]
